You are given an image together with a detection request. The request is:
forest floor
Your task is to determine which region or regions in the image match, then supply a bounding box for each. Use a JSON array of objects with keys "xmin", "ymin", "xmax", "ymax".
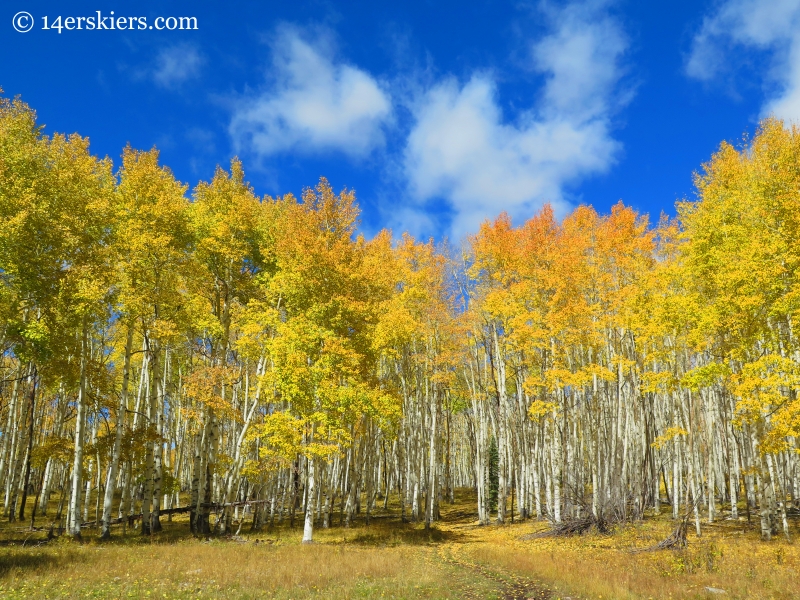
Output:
[{"xmin": 0, "ymin": 491, "xmax": 799, "ymax": 599}]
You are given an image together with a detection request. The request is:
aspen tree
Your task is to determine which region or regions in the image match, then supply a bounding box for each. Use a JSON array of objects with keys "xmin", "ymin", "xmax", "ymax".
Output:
[{"xmin": 2, "ymin": 89, "xmax": 800, "ymax": 547}]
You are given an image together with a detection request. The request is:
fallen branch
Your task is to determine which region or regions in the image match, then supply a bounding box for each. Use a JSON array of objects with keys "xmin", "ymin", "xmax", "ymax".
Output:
[{"xmin": 80, "ymin": 505, "xmax": 193, "ymax": 528}]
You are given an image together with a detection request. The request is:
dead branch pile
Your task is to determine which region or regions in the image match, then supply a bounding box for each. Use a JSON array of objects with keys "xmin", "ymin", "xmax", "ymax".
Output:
[
  {"xmin": 528, "ymin": 513, "xmax": 612, "ymax": 538},
  {"xmin": 633, "ymin": 515, "xmax": 689, "ymax": 553}
]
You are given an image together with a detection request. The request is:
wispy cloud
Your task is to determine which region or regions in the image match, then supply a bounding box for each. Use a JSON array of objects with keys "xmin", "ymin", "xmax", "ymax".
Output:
[
  {"xmin": 151, "ymin": 44, "xmax": 204, "ymax": 89},
  {"xmin": 687, "ymin": 0, "xmax": 800, "ymax": 121},
  {"xmin": 400, "ymin": 0, "xmax": 629, "ymax": 239},
  {"xmin": 229, "ymin": 25, "xmax": 393, "ymax": 159}
]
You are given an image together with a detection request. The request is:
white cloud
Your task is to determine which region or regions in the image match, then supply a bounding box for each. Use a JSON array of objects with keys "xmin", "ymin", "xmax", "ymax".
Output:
[
  {"xmin": 152, "ymin": 44, "xmax": 203, "ymax": 89},
  {"xmin": 687, "ymin": 0, "xmax": 800, "ymax": 121},
  {"xmin": 229, "ymin": 26, "xmax": 392, "ymax": 159},
  {"xmin": 401, "ymin": 0, "xmax": 628, "ymax": 239}
]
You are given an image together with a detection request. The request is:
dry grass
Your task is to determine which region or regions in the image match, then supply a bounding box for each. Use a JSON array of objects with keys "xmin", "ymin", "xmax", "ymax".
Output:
[
  {"xmin": 458, "ymin": 514, "xmax": 800, "ymax": 599},
  {"xmin": 2, "ymin": 492, "xmax": 800, "ymax": 599},
  {"xmin": 0, "ymin": 539, "xmax": 454, "ymax": 599},
  {"xmin": 0, "ymin": 495, "xmax": 484, "ymax": 600}
]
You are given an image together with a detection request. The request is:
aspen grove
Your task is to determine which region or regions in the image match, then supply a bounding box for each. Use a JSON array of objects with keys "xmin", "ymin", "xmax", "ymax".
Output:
[{"xmin": 2, "ymin": 94, "xmax": 800, "ymax": 546}]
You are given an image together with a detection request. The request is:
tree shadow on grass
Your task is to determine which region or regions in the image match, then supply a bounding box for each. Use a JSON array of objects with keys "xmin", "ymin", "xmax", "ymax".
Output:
[
  {"xmin": 0, "ymin": 548, "xmax": 77, "ymax": 577},
  {"xmin": 343, "ymin": 522, "xmax": 470, "ymax": 547},
  {"xmin": 440, "ymin": 509, "xmax": 482, "ymax": 523}
]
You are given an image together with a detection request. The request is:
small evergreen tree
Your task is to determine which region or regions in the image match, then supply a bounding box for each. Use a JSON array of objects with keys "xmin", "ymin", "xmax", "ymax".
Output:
[{"xmin": 488, "ymin": 437, "xmax": 499, "ymax": 514}]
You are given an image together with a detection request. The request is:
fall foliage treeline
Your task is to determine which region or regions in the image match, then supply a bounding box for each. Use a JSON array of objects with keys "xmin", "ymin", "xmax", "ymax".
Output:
[{"xmin": 1, "ymin": 93, "xmax": 799, "ymax": 544}]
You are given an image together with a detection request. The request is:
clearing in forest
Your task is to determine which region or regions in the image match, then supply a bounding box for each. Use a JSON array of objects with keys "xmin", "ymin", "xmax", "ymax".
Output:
[{"xmin": 0, "ymin": 490, "xmax": 798, "ymax": 600}]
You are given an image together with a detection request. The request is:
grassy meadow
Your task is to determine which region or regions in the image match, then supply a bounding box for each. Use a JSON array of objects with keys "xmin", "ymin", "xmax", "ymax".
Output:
[{"xmin": 0, "ymin": 490, "xmax": 798, "ymax": 599}]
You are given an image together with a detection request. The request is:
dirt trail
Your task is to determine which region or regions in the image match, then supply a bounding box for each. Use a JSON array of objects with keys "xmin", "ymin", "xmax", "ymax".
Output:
[
  {"xmin": 437, "ymin": 540, "xmax": 552, "ymax": 600},
  {"xmin": 433, "ymin": 507, "xmax": 557, "ymax": 600}
]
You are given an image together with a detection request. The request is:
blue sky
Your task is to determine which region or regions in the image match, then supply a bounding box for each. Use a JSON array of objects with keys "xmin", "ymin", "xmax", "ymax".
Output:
[{"xmin": 3, "ymin": 0, "xmax": 797, "ymax": 240}]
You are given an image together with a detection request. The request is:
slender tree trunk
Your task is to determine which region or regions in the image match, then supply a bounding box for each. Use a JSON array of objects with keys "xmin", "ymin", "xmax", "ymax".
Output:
[
  {"xmin": 69, "ymin": 319, "xmax": 89, "ymax": 538},
  {"xmin": 17, "ymin": 367, "xmax": 36, "ymax": 521},
  {"xmin": 101, "ymin": 324, "xmax": 134, "ymax": 538},
  {"xmin": 303, "ymin": 456, "xmax": 315, "ymax": 543}
]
